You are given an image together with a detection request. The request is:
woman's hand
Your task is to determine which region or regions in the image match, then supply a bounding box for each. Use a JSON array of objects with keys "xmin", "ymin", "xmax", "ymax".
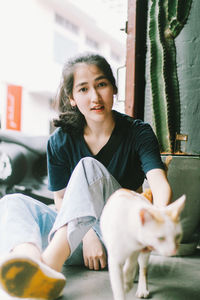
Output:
[
  {"xmin": 82, "ymin": 228, "xmax": 107, "ymax": 270},
  {"xmin": 146, "ymin": 168, "xmax": 172, "ymax": 206}
]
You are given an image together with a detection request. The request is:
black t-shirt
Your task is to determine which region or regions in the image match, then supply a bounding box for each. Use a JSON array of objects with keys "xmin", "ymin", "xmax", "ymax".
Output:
[{"xmin": 47, "ymin": 110, "xmax": 164, "ymax": 192}]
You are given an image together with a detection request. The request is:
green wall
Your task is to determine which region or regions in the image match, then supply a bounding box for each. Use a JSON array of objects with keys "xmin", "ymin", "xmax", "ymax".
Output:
[
  {"xmin": 144, "ymin": 0, "xmax": 200, "ymax": 154},
  {"xmin": 175, "ymin": 0, "xmax": 200, "ymax": 154}
]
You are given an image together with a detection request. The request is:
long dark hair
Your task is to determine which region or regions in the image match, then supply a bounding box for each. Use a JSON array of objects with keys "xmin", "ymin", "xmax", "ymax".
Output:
[{"xmin": 53, "ymin": 53, "xmax": 118, "ymax": 134}]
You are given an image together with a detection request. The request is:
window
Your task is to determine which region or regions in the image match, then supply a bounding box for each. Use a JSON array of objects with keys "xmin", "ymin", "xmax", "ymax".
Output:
[
  {"xmin": 55, "ymin": 13, "xmax": 79, "ymax": 34},
  {"xmin": 111, "ymin": 51, "xmax": 121, "ymax": 62},
  {"xmin": 53, "ymin": 32, "xmax": 78, "ymax": 65},
  {"xmin": 85, "ymin": 36, "xmax": 99, "ymax": 50}
]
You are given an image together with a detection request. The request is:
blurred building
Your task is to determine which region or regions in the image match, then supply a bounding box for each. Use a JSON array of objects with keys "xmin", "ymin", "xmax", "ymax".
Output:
[{"xmin": 0, "ymin": 0, "xmax": 126, "ymax": 135}]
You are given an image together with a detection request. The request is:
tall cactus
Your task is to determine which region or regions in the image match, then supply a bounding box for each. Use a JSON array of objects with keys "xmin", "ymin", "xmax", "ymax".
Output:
[{"xmin": 148, "ymin": 0, "xmax": 192, "ymax": 152}]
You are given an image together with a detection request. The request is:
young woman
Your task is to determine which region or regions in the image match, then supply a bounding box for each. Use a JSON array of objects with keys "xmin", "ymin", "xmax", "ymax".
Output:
[{"xmin": 0, "ymin": 53, "xmax": 172, "ymax": 299}]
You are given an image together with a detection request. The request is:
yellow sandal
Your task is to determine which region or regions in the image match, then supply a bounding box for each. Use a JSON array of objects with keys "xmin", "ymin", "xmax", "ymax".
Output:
[{"xmin": 0, "ymin": 255, "xmax": 66, "ymax": 299}]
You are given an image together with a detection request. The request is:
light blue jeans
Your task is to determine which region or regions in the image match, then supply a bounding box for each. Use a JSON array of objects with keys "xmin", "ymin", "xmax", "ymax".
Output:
[{"xmin": 0, "ymin": 157, "xmax": 121, "ymax": 265}]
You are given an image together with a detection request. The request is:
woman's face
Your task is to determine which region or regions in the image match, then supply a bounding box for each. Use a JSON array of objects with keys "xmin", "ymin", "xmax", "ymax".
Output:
[{"xmin": 69, "ymin": 63, "xmax": 116, "ymax": 125}]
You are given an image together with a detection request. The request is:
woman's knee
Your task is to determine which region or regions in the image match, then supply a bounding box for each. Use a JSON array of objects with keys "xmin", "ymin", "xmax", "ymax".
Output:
[
  {"xmin": 72, "ymin": 157, "xmax": 120, "ymax": 191},
  {"xmin": 78, "ymin": 157, "xmax": 100, "ymax": 168},
  {"xmin": 72, "ymin": 157, "xmax": 110, "ymax": 186},
  {"xmin": 77, "ymin": 157, "xmax": 108, "ymax": 176},
  {"xmin": 0, "ymin": 193, "xmax": 34, "ymax": 209}
]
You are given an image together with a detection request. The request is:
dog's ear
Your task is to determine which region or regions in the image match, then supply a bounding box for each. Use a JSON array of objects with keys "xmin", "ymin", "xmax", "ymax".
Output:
[
  {"xmin": 140, "ymin": 208, "xmax": 164, "ymax": 225},
  {"xmin": 166, "ymin": 195, "xmax": 186, "ymax": 222}
]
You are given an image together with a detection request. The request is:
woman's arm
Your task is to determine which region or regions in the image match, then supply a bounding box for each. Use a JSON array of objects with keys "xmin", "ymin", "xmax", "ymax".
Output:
[
  {"xmin": 54, "ymin": 188, "xmax": 106, "ymax": 270},
  {"xmin": 146, "ymin": 168, "xmax": 172, "ymax": 207},
  {"xmin": 53, "ymin": 188, "xmax": 66, "ymax": 211}
]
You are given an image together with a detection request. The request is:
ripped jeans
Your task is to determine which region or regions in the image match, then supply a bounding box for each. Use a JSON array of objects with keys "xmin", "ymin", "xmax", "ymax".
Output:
[{"xmin": 0, "ymin": 157, "xmax": 121, "ymax": 265}]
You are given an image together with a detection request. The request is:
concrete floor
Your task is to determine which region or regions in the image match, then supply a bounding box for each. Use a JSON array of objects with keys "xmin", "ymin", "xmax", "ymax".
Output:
[
  {"xmin": 60, "ymin": 249, "xmax": 200, "ymax": 300},
  {"xmin": 0, "ymin": 250, "xmax": 199, "ymax": 300}
]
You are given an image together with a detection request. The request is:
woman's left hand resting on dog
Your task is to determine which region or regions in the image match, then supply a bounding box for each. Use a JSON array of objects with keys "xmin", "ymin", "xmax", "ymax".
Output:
[{"xmin": 146, "ymin": 168, "xmax": 172, "ymax": 207}]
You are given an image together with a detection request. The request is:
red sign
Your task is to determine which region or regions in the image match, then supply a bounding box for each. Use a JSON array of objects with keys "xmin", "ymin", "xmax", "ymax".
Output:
[{"xmin": 6, "ymin": 85, "xmax": 22, "ymax": 131}]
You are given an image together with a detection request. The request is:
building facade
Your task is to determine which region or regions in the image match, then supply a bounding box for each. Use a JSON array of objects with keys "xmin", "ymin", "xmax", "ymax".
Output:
[{"xmin": 0, "ymin": 0, "xmax": 126, "ymax": 135}]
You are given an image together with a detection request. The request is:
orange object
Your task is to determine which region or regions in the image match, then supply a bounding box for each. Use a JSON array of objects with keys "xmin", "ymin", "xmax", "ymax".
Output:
[
  {"xmin": 141, "ymin": 188, "xmax": 153, "ymax": 203},
  {"xmin": 6, "ymin": 85, "xmax": 22, "ymax": 131}
]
